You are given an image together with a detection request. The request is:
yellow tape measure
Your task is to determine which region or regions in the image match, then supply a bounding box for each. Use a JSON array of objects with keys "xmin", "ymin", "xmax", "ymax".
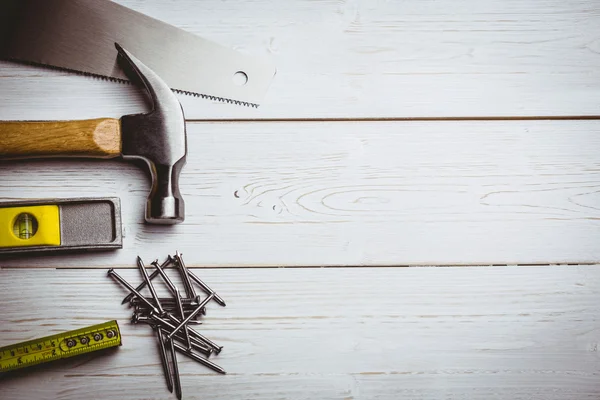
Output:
[{"xmin": 0, "ymin": 320, "xmax": 121, "ymax": 373}]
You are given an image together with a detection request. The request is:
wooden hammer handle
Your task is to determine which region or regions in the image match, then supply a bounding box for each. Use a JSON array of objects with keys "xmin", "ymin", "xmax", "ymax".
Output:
[{"xmin": 0, "ymin": 118, "xmax": 122, "ymax": 159}]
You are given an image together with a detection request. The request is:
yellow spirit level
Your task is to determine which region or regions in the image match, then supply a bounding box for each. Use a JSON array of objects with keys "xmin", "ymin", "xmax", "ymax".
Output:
[{"xmin": 0, "ymin": 197, "xmax": 122, "ymax": 255}]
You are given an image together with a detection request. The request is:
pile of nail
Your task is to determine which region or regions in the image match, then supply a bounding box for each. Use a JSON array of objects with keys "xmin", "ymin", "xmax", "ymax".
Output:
[{"xmin": 107, "ymin": 252, "xmax": 226, "ymax": 399}]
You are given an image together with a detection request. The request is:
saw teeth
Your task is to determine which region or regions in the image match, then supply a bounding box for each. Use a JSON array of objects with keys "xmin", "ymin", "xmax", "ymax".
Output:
[
  {"xmin": 2, "ymin": 58, "xmax": 259, "ymax": 108},
  {"xmin": 173, "ymin": 88, "xmax": 259, "ymax": 108}
]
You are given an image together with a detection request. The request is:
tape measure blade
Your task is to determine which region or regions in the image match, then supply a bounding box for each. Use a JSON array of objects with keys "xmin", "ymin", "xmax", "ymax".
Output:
[{"xmin": 0, "ymin": 320, "xmax": 121, "ymax": 373}]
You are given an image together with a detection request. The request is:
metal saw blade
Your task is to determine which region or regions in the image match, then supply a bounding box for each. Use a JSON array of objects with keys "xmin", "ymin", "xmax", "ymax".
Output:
[{"xmin": 0, "ymin": 0, "xmax": 276, "ymax": 107}]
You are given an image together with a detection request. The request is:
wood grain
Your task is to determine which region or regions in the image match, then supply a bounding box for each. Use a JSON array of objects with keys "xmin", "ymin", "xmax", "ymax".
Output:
[
  {"xmin": 0, "ymin": 266, "xmax": 598, "ymax": 399},
  {"xmin": 0, "ymin": 120, "xmax": 598, "ymax": 267},
  {"xmin": 0, "ymin": 118, "xmax": 121, "ymax": 159},
  {"xmin": 1, "ymin": 2, "xmax": 598, "ymax": 399},
  {"xmin": 1, "ymin": 0, "xmax": 599, "ymax": 120}
]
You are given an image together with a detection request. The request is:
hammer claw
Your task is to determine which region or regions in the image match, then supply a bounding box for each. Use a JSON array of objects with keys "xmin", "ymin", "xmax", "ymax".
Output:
[{"xmin": 116, "ymin": 42, "xmax": 188, "ymax": 224}]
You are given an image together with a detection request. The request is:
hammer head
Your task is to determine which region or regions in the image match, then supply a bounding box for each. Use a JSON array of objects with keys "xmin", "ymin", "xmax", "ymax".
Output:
[{"xmin": 115, "ymin": 43, "xmax": 187, "ymax": 224}]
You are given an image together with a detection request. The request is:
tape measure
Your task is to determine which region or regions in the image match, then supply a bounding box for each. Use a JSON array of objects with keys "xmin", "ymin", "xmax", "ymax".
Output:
[{"xmin": 0, "ymin": 320, "xmax": 121, "ymax": 373}]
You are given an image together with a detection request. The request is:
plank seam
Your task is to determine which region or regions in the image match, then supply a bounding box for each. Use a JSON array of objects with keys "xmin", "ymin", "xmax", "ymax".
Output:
[
  {"xmin": 1, "ymin": 264, "xmax": 598, "ymax": 270},
  {"xmin": 186, "ymin": 115, "xmax": 600, "ymax": 123}
]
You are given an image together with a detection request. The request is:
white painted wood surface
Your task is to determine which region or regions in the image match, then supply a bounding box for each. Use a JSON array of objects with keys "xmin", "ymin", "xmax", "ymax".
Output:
[
  {"xmin": 1, "ymin": 120, "xmax": 599, "ymax": 267},
  {"xmin": 1, "ymin": 1, "xmax": 600, "ymax": 398},
  {"xmin": 1, "ymin": 0, "xmax": 600, "ymax": 120},
  {"xmin": 1, "ymin": 266, "xmax": 599, "ymax": 399}
]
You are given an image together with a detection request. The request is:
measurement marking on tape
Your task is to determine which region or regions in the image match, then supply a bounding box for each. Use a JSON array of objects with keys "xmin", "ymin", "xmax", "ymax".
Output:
[{"xmin": 0, "ymin": 320, "xmax": 121, "ymax": 372}]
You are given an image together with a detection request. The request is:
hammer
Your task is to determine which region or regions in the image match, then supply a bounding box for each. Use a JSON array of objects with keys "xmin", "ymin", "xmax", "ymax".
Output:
[{"xmin": 0, "ymin": 43, "xmax": 187, "ymax": 224}]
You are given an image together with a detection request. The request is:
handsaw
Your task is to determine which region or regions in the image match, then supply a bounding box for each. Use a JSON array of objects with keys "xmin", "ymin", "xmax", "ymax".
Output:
[{"xmin": 0, "ymin": 0, "xmax": 276, "ymax": 107}]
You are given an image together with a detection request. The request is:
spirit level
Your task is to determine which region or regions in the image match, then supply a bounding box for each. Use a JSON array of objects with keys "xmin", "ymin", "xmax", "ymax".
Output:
[{"xmin": 0, "ymin": 197, "xmax": 122, "ymax": 254}]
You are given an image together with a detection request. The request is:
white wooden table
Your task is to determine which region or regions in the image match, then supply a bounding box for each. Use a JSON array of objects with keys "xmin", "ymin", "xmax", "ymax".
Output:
[{"xmin": 1, "ymin": 1, "xmax": 599, "ymax": 398}]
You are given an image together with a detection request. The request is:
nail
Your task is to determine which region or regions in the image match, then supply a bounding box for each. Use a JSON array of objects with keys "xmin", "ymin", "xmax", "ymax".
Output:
[
  {"xmin": 131, "ymin": 298, "xmax": 206, "ymax": 319},
  {"xmin": 167, "ymin": 314, "xmax": 222, "ymax": 354},
  {"xmin": 186, "ymin": 327, "xmax": 223, "ymax": 355},
  {"xmin": 137, "ymin": 257, "xmax": 164, "ymax": 314},
  {"xmin": 187, "ymin": 269, "xmax": 226, "ymax": 307},
  {"xmin": 174, "ymin": 288, "xmax": 192, "ymax": 351},
  {"xmin": 121, "ymin": 256, "xmax": 172, "ymax": 304},
  {"xmin": 107, "ymin": 269, "xmax": 160, "ymax": 315},
  {"xmin": 156, "ymin": 328, "xmax": 174, "ymax": 393},
  {"xmin": 135, "ymin": 314, "xmax": 211, "ymax": 356},
  {"xmin": 131, "ymin": 297, "xmax": 201, "ymax": 306},
  {"xmin": 173, "ymin": 251, "xmax": 196, "ymax": 299},
  {"xmin": 172, "ymin": 340, "xmax": 226, "ymax": 374},
  {"xmin": 166, "ymin": 293, "xmax": 214, "ymax": 340},
  {"xmin": 132, "ymin": 305, "xmax": 205, "ymax": 322},
  {"xmin": 168, "ymin": 337, "xmax": 182, "ymax": 400},
  {"xmin": 131, "ymin": 301, "xmax": 204, "ymax": 314},
  {"xmin": 195, "ymin": 295, "xmax": 207, "ymax": 316},
  {"xmin": 151, "ymin": 259, "xmax": 178, "ymax": 296}
]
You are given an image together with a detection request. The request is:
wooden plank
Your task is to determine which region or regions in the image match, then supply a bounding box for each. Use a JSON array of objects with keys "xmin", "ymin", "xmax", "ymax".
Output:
[
  {"xmin": 0, "ymin": 120, "xmax": 599, "ymax": 267},
  {"xmin": 1, "ymin": 0, "xmax": 600, "ymax": 120},
  {"xmin": 0, "ymin": 266, "xmax": 599, "ymax": 399}
]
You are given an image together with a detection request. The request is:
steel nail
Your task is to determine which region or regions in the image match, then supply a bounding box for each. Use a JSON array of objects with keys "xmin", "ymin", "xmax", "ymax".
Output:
[
  {"xmin": 137, "ymin": 257, "xmax": 164, "ymax": 314},
  {"xmin": 172, "ymin": 340, "xmax": 226, "ymax": 375},
  {"xmin": 186, "ymin": 325, "xmax": 223, "ymax": 355},
  {"xmin": 132, "ymin": 301, "xmax": 201, "ymax": 312},
  {"xmin": 167, "ymin": 336, "xmax": 182, "ymax": 400},
  {"xmin": 170, "ymin": 314, "xmax": 222, "ymax": 354},
  {"xmin": 173, "ymin": 251, "xmax": 196, "ymax": 299},
  {"xmin": 107, "ymin": 269, "xmax": 160, "ymax": 315},
  {"xmin": 151, "ymin": 259, "xmax": 178, "ymax": 296},
  {"xmin": 121, "ymin": 256, "xmax": 172, "ymax": 304},
  {"xmin": 132, "ymin": 305, "xmax": 205, "ymax": 321},
  {"xmin": 131, "ymin": 300, "xmax": 206, "ymax": 319},
  {"xmin": 130, "ymin": 297, "xmax": 200, "ymax": 306},
  {"xmin": 174, "ymin": 288, "xmax": 192, "ymax": 351},
  {"xmin": 156, "ymin": 327, "xmax": 174, "ymax": 393},
  {"xmin": 187, "ymin": 269, "xmax": 226, "ymax": 307},
  {"xmin": 121, "ymin": 268, "xmax": 160, "ymax": 305},
  {"xmin": 137, "ymin": 314, "xmax": 212, "ymax": 356},
  {"xmin": 166, "ymin": 293, "xmax": 214, "ymax": 340}
]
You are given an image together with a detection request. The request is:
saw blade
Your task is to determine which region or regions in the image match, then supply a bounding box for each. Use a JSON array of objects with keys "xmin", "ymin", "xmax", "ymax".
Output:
[{"xmin": 0, "ymin": 0, "xmax": 276, "ymax": 107}]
